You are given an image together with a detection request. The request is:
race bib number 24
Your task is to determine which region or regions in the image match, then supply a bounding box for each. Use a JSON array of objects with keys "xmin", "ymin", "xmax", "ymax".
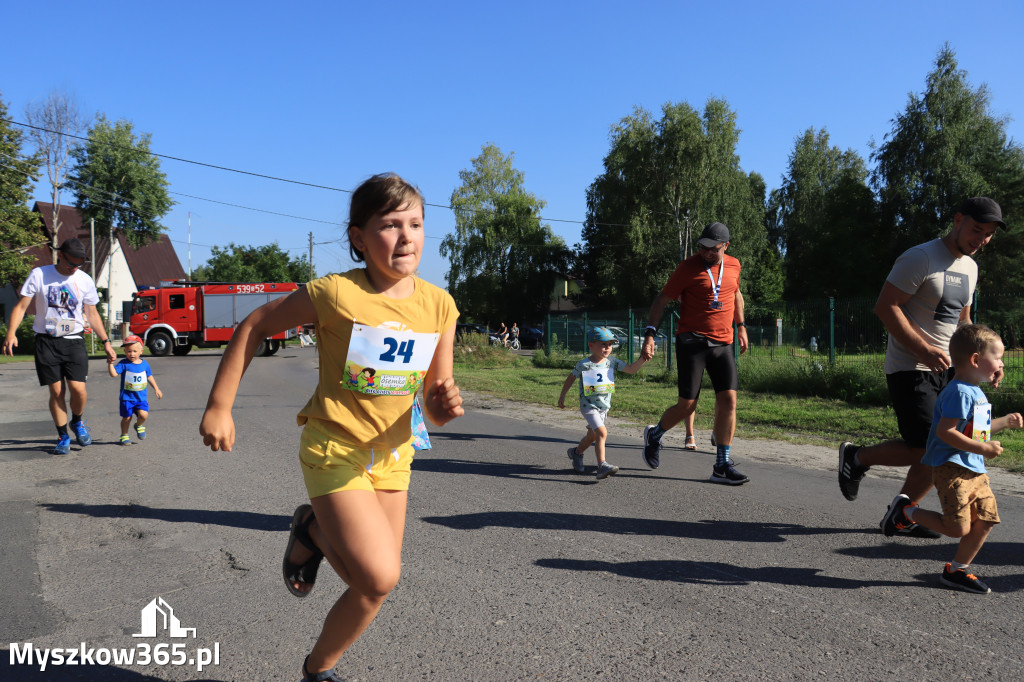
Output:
[{"xmin": 343, "ymin": 324, "xmax": 439, "ymax": 396}]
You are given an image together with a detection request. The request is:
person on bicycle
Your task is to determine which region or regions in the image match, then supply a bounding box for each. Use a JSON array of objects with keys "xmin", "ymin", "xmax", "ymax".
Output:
[
  {"xmin": 496, "ymin": 322, "xmax": 509, "ymax": 348},
  {"xmin": 510, "ymin": 323, "xmax": 520, "ymax": 349}
]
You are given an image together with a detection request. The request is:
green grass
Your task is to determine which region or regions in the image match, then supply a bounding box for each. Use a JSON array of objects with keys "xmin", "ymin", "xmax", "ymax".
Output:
[{"xmin": 453, "ymin": 353, "xmax": 1024, "ymax": 474}]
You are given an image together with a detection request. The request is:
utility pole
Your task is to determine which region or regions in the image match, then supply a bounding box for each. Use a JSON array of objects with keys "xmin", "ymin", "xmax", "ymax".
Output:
[
  {"xmin": 107, "ymin": 221, "xmax": 114, "ymax": 343},
  {"xmin": 90, "ymin": 219, "xmax": 95, "ymax": 354},
  {"xmin": 308, "ymin": 232, "xmax": 313, "ymax": 282}
]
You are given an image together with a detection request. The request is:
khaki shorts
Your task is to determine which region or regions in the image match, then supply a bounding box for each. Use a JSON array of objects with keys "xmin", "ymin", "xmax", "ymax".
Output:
[
  {"xmin": 932, "ymin": 462, "xmax": 1000, "ymax": 526},
  {"xmin": 299, "ymin": 420, "xmax": 415, "ymax": 499}
]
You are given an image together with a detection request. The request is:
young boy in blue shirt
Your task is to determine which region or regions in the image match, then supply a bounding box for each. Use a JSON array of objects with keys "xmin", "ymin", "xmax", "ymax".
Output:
[
  {"xmin": 882, "ymin": 324, "xmax": 1022, "ymax": 593},
  {"xmin": 558, "ymin": 327, "xmax": 648, "ymax": 479},
  {"xmin": 108, "ymin": 335, "xmax": 163, "ymax": 445}
]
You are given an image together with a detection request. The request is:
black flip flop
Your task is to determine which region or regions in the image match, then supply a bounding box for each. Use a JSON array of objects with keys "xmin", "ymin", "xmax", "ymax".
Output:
[{"xmin": 283, "ymin": 504, "xmax": 324, "ymax": 598}]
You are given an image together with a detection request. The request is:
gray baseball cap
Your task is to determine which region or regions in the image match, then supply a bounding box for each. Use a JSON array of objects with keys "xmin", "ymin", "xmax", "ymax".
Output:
[{"xmin": 697, "ymin": 222, "xmax": 730, "ymax": 248}]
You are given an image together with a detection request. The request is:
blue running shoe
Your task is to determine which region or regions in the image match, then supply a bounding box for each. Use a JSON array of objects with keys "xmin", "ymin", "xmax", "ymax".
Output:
[
  {"xmin": 135, "ymin": 423, "xmax": 146, "ymax": 440},
  {"xmin": 53, "ymin": 435, "xmax": 72, "ymax": 455},
  {"xmin": 71, "ymin": 420, "xmax": 92, "ymax": 446}
]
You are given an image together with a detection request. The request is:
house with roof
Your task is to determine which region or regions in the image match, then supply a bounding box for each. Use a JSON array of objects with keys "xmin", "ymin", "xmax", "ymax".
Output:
[{"xmin": 1, "ymin": 202, "xmax": 186, "ymax": 337}]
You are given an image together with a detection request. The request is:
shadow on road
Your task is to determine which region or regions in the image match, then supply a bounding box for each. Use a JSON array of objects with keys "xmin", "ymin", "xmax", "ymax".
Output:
[
  {"xmin": 432, "ymin": 431, "xmax": 568, "ymax": 445},
  {"xmin": 535, "ymin": 557, "xmax": 909, "ymax": 589},
  {"xmin": 40, "ymin": 503, "xmax": 288, "ymax": 532},
  {"xmin": 420, "ymin": 510, "xmax": 863, "ymax": 543}
]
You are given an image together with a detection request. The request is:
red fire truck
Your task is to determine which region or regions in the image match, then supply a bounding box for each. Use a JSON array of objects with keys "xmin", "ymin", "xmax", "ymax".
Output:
[{"xmin": 129, "ymin": 281, "xmax": 301, "ymax": 356}]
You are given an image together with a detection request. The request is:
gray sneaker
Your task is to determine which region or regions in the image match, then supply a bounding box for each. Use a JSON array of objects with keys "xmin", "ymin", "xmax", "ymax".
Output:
[
  {"xmin": 567, "ymin": 447, "xmax": 585, "ymax": 473},
  {"xmin": 596, "ymin": 461, "xmax": 619, "ymax": 480}
]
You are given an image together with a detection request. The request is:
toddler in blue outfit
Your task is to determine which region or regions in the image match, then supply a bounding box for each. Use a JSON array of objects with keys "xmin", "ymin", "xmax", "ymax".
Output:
[{"xmin": 107, "ymin": 335, "xmax": 163, "ymax": 445}]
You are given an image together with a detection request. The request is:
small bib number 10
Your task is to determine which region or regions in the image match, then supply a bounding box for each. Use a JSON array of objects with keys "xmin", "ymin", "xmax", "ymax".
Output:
[{"xmin": 343, "ymin": 324, "xmax": 439, "ymax": 396}]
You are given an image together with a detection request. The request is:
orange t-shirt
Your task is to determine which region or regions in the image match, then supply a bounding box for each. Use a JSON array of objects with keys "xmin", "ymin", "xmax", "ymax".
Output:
[{"xmin": 661, "ymin": 253, "xmax": 741, "ymax": 344}]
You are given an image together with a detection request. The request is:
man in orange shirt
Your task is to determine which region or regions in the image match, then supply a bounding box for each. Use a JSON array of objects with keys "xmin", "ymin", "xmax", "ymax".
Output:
[{"xmin": 639, "ymin": 222, "xmax": 750, "ymax": 484}]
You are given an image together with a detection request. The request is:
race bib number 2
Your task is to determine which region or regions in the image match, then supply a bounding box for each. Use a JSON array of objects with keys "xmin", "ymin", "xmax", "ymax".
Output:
[
  {"xmin": 582, "ymin": 369, "xmax": 615, "ymax": 396},
  {"xmin": 343, "ymin": 324, "xmax": 439, "ymax": 396}
]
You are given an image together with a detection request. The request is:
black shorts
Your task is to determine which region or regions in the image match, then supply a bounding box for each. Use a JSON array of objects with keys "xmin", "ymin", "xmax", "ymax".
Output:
[
  {"xmin": 34, "ymin": 334, "xmax": 89, "ymax": 386},
  {"xmin": 886, "ymin": 368, "xmax": 954, "ymax": 449},
  {"xmin": 675, "ymin": 333, "xmax": 738, "ymax": 400}
]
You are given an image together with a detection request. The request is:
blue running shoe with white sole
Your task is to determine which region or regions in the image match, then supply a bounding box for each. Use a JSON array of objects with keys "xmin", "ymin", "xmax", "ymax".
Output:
[
  {"xmin": 53, "ymin": 435, "xmax": 72, "ymax": 455},
  {"xmin": 71, "ymin": 420, "xmax": 92, "ymax": 447}
]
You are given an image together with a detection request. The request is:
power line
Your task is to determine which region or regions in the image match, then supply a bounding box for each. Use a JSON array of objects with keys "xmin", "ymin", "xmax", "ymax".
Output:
[{"xmin": 3, "ymin": 116, "xmax": 641, "ymax": 229}]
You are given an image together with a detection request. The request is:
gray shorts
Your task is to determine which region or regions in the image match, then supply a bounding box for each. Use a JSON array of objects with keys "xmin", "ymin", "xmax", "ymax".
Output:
[{"xmin": 581, "ymin": 406, "xmax": 609, "ymax": 430}]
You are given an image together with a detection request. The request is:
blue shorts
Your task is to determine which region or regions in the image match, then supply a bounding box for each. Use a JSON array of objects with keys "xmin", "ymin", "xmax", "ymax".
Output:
[{"xmin": 119, "ymin": 396, "xmax": 150, "ymax": 419}]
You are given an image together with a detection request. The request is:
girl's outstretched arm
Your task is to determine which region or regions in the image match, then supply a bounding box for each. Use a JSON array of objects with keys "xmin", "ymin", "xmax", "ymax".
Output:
[
  {"xmin": 424, "ymin": 323, "xmax": 463, "ymax": 426},
  {"xmin": 200, "ymin": 287, "xmax": 317, "ymax": 451}
]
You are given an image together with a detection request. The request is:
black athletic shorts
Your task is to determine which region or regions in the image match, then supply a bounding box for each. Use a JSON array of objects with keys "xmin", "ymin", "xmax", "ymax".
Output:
[
  {"xmin": 885, "ymin": 368, "xmax": 954, "ymax": 449},
  {"xmin": 34, "ymin": 334, "xmax": 89, "ymax": 386},
  {"xmin": 675, "ymin": 333, "xmax": 738, "ymax": 400}
]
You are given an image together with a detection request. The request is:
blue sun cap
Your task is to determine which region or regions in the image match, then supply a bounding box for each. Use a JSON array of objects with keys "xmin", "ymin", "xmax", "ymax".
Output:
[{"xmin": 588, "ymin": 326, "xmax": 615, "ymax": 343}]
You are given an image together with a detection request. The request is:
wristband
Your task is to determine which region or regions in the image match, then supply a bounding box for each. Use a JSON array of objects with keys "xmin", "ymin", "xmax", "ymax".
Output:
[
  {"xmin": 102, "ymin": 338, "xmax": 112, "ymax": 344},
  {"xmin": 643, "ymin": 325, "xmax": 657, "ymax": 339},
  {"xmin": 735, "ymin": 322, "xmax": 746, "ymax": 327}
]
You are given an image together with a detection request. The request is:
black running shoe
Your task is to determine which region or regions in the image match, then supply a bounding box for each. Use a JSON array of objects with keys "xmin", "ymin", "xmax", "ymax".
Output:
[
  {"xmin": 881, "ymin": 494, "xmax": 914, "ymax": 537},
  {"xmin": 838, "ymin": 441, "xmax": 868, "ymax": 501},
  {"xmin": 896, "ymin": 524, "xmax": 942, "ymax": 539},
  {"xmin": 710, "ymin": 462, "xmax": 749, "ymax": 485},
  {"xmin": 940, "ymin": 563, "xmax": 991, "ymax": 594},
  {"xmin": 642, "ymin": 425, "xmax": 662, "ymax": 469}
]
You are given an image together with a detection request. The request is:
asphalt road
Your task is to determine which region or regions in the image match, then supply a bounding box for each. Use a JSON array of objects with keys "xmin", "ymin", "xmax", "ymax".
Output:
[{"xmin": 2, "ymin": 350, "xmax": 1023, "ymax": 680}]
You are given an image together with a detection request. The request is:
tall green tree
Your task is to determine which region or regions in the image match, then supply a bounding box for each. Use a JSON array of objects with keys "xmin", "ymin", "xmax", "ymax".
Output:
[
  {"xmin": 440, "ymin": 144, "xmax": 571, "ymax": 323},
  {"xmin": 768, "ymin": 127, "xmax": 881, "ymax": 298},
  {"xmin": 191, "ymin": 242, "xmax": 313, "ymax": 283},
  {"xmin": 0, "ymin": 94, "xmax": 44, "ymax": 286},
  {"xmin": 872, "ymin": 44, "xmax": 1024, "ymax": 341},
  {"xmin": 873, "ymin": 43, "xmax": 1024, "ymax": 250},
  {"xmin": 70, "ymin": 115, "xmax": 174, "ymax": 249},
  {"xmin": 582, "ymin": 99, "xmax": 780, "ymax": 309}
]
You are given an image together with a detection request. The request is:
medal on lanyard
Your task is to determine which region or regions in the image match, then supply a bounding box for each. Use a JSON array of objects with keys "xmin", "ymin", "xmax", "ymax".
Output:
[{"xmin": 707, "ymin": 263, "xmax": 724, "ymax": 310}]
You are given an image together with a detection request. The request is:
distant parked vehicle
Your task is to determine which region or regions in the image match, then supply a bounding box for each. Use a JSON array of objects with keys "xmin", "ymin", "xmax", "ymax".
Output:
[
  {"xmin": 519, "ymin": 326, "xmax": 544, "ymax": 349},
  {"xmin": 635, "ymin": 328, "xmax": 669, "ymax": 352},
  {"xmin": 455, "ymin": 323, "xmax": 497, "ymax": 344}
]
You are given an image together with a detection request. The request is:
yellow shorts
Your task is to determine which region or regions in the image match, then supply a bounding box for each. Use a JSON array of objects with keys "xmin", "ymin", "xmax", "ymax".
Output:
[
  {"xmin": 932, "ymin": 462, "xmax": 1000, "ymax": 526},
  {"xmin": 299, "ymin": 420, "xmax": 415, "ymax": 499}
]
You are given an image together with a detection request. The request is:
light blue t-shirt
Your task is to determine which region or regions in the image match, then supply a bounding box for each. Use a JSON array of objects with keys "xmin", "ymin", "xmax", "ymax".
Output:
[
  {"xmin": 572, "ymin": 356, "xmax": 627, "ymax": 411},
  {"xmin": 922, "ymin": 379, "xmax": 989, "ymax": 474}
]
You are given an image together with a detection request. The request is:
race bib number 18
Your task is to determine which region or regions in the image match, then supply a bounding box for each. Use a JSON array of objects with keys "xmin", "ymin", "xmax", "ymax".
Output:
[
  {"xmin": 45, "ymin": 315, "xmax": 75, "ymax": 337},
  {"xmin": 343, "ymin": 324, "xmax": 439, "ymax": 396}
]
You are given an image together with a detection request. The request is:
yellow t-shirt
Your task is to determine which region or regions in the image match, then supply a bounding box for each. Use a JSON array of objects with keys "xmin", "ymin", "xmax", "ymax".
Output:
[{"xmin": 296, "ymin": 269, "xmax": 459, "ymax": 448}]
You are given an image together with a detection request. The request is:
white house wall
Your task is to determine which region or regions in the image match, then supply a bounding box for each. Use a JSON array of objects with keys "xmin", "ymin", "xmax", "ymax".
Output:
[{"xmin": 96, "ymin": 241, "xmax": 137, "ymax": 333}]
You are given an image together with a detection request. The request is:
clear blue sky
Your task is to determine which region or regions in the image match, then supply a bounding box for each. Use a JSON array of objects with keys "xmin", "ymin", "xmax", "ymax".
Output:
[{"xmin": 3, "ymin": 1, "xmax": 1022, "ymax": 288}]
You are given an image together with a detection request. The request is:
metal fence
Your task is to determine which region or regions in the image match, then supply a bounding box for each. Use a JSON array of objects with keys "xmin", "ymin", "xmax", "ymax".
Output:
[{"xmin": 545, "ymin": 293, "xmax": 1024, "ymax": 406}]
